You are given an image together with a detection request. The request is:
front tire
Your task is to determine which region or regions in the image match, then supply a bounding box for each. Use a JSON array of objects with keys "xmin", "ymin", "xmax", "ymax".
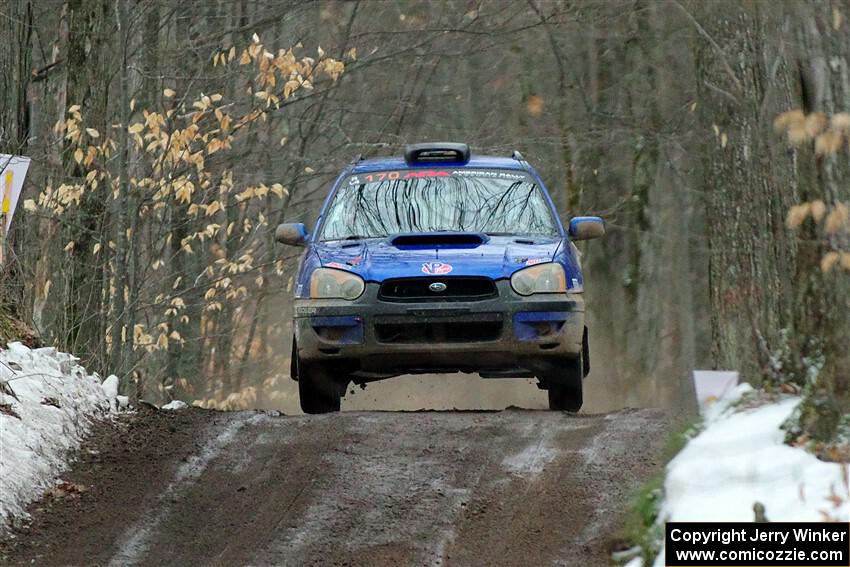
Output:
[
  {"xmin": 545, "ymin": 353, "xmax": 584, "ymax": 412},
  {"xmin": 298, "ymin": 362, "xmax": 342, "ymax": 414}
]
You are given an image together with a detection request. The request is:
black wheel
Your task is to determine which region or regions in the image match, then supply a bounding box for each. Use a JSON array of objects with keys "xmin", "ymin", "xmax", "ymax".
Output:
[
  {"xmin": 545, "ymin": 353, "xmax": 583, "ymax": 412},
  {"xmin": 298, "ymin": 361, "xmax": 342, "ymax": 414}
]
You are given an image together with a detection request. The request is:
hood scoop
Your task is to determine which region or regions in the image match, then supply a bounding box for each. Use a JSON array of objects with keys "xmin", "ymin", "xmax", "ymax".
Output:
[{"xmin": 390, "ymin": 232, "xmax": 486, "ymax": 248}]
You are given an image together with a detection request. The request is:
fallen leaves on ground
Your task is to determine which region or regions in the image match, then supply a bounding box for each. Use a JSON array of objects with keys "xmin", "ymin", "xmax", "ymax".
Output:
[
  {"xmin": 0, "ymin": 402, "xmax": 20, "ymax": 419},
  {"xmin": 47, "ymin": 482, "xmax": 88, "ymax": 499}
]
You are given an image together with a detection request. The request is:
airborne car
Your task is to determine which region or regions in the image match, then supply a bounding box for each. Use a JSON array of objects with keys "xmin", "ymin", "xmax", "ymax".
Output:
[{"xmin": 276, "ymin": 143, "xmax": 604, "ymax": 413}]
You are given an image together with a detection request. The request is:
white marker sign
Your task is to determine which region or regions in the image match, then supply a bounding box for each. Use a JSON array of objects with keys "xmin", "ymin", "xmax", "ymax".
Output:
[
  {"xmin": 692, "ymin": 370, "xmax": 739, "ymax": 413},
  {"xmin": 0, "ymin": 154, "xmax": 31, "ymax": 231}
]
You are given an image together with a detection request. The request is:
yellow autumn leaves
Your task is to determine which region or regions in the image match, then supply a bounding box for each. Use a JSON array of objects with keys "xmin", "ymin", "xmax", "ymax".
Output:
[
  {"xmin": 224, "ymin": 33, "xmax": 347, "ymax": 105},
  {"xmin": 26, "ymin": 32, "xmax": 345, "ymax": 356},
  {"xmin": 779, "ymin": 109, "xmax": 850, "ymax": 273},
  {"xmin": 774, "ymin": 109, "xmax": 850, "ymax": 156},
  {"xmin": 786, "ymin": 200, "xmax": 850, "ymax": 272},
  {"xmin": 131, "ymin": 322, "xmax": 184, "ymax": 354}
]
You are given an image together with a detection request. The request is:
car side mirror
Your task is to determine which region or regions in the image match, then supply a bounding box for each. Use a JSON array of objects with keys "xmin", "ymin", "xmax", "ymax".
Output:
[
  {"xmin": 568, "ymin": 216, "xmax": 605, "ymax": 241},
  {"xmin": 275, "ymin": 223, "xmax": 309, "ymax": 246}
]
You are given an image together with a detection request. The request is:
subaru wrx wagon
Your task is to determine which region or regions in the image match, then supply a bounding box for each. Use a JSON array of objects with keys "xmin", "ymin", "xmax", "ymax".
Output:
[{"xmin": 276, "ymin": 143, "xmax": 604, "ymax": 413}]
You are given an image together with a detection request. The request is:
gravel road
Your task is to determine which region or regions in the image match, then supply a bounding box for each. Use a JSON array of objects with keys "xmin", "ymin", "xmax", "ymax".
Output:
[{"xmin": 1, "ymin": 406, "xmax": 676, "ymax": 566}]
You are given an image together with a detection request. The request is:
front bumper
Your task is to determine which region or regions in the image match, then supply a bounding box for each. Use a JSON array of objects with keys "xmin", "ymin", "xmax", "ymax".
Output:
[{"xmin": 294, "ymin": 281, "xmax": 584, "ymax": 378}]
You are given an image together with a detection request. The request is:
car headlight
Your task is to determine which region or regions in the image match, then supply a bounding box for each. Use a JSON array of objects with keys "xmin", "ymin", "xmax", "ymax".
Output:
[
  {"xmin": 309, "ymin": 268, "xmax": 365, "ymax": 300},
  {"xmin": 510, "ymin": 263, "xmax": 566, "ymax": 296}
]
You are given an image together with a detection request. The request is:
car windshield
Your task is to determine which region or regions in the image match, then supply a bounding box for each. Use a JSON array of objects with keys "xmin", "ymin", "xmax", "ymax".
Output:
[{"xmin": 319, "ymin": 169, "xmax": 558, "ymax": 241}]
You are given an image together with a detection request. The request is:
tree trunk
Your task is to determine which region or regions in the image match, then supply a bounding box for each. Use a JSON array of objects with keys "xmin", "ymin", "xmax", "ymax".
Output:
[{"xmin": 694, "ymin": 2, "xmax": 799, "ymax": 383}]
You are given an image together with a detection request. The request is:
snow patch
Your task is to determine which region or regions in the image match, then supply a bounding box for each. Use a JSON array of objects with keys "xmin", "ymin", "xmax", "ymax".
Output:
[
  {"xmin": 101, "ymin": 374, "xmax": 119, "ymax": 412},
  {"xmin": 502, "ymin": 429, "xmax": 558, "ymax": 475},
  {"xmin": 161, "ymin": 400, "xmax": 188, "ymax": 410},
  {"xmin": 651, "ymin": 386, "xmax": 849, "ymax": 567},
  {"xmin": 502, "ymin": 418, "xmax": 589, "ymax": 476},
  {"xmin": 0, "ymin": 342, "xmax": 118, "ymax": 532}
]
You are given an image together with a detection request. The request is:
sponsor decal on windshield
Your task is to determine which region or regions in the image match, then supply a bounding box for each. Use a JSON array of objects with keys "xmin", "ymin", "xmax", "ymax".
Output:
[
  {"xmin": 421, "ymin": 261, "xmax": 453, "ymax": 275},
  {"xmin": 402, "ymin": 170, "xmax": 450, "ymax": 178},
  {"xmin": 351, "ymin": 169, "xmax": 528, "ymax": 185},
  {"xmin": 361, "ymin": 171, "xmax": 450, "ymax": 183},
  {"xmin": 451, "ymin": 170, "xmax": 526, "ymax": 180}
]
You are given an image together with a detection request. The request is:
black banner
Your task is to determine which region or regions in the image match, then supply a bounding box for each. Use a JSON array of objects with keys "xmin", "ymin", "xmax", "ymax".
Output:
[{"xmin": 665, "ymin": 522, "xmax": 849, "ymax": 566}]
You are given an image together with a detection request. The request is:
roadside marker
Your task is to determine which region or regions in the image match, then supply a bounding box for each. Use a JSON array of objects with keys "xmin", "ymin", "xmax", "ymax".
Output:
[
  {"xmin": 0, "ymin": 154, "xmax": 32, "ymax": 265},
  {"xmin": 692, "ymin": 370, "xmax": 739, "ymax": 414}
]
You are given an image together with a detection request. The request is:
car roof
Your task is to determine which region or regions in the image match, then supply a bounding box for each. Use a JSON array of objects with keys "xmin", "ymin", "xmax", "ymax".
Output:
[{"xmin": 350, "ymin": 155, "xmax": 528, "ymax": 174}]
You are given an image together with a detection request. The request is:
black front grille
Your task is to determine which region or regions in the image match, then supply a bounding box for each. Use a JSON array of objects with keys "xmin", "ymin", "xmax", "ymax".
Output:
[
  {"xmin": 375, "ymin": 320, "xmax": 503, "ymax": 344},
  {"xmin": 379, "ymin": 277, "xmax": 497, "ymax": 302}
]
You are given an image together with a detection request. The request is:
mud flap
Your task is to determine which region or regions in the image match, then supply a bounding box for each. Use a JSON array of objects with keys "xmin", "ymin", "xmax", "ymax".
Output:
[
  {"xmin": 533, "ymin": 353, "xmax": 582, "ymax": 387},
  {"xmin": 290, "ymin": 338, "xmax": 299, "ymax": 382},
  {"xmin": 582, "ymin": 326, "xmax": 590, "ymax": 378}
]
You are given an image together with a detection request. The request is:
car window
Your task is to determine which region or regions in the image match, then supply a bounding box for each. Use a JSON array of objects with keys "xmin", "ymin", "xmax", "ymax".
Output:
[{"xmin": 319, "ymin": 169, "xmax": 558, "ymax": 240}]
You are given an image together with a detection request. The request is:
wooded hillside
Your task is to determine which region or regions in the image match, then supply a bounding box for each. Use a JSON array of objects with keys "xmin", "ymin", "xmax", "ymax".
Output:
[{"xmin": 0, "ymin": 0, "xmax": 847, "ymax": 441}]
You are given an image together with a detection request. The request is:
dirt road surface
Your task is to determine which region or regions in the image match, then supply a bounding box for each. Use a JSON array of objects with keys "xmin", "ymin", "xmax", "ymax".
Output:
[{"xmin": 1, "ymin": 407, "xmax": 676, "ymax": 566}]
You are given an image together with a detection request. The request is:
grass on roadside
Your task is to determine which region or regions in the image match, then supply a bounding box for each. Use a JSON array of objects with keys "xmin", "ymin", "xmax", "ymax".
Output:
[{"xmin": 615, "ymin": 418, "xmax": 701, "ymax": 566}]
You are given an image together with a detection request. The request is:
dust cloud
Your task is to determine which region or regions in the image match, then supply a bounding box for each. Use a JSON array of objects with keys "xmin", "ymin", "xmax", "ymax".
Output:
[
  {"xmin": 342, "ymin": 373, "xmax": 625, "ymax": 413},
  {"xmin": 268, "ymin": 371, "xmax": 627, "ymax": 416},
  {"xmin": 343, "ymin": 375, "xmax": 548, "ymax": 411}
]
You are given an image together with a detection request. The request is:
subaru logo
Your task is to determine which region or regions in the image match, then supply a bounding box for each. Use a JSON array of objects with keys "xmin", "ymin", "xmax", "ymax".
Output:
[{"xmin": 429, "ymin": 282, "xmax": 447, "ymax": 293}]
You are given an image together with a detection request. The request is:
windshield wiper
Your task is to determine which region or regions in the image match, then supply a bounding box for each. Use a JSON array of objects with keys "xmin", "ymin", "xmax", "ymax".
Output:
[{"xmin": 326, "ymin": 235, "xmax": 381, "ymax": 243}]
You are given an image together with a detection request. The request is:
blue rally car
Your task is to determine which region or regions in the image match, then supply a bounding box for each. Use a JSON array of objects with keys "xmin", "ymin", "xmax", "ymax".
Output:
[{"xmin": 276, "ymin": 143, "xmax": 604, "ymax": 413}]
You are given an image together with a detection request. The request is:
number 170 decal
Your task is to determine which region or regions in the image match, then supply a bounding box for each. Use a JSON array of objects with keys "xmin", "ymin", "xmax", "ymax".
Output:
[{"xmin": 362, "ymin": 170, "xmax": 450, "ymax": 183}]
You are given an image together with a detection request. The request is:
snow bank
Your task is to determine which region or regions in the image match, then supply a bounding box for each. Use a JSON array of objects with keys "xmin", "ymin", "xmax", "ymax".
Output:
[
  {"xmin": 651, "ymin": 385, "xmax": 849, "ymax": 566},
  {"xmin": 0, "ymin": 342, "xmax": 118, "ymax": 532}
]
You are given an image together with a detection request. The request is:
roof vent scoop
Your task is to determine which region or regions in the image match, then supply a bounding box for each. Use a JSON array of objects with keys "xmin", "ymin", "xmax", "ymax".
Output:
[{"xmin": 404, "ymin": 142, "xmax": 470, "ymax": 165}]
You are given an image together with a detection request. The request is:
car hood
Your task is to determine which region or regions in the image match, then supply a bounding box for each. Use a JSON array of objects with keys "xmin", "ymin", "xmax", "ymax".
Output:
[{"xmin": 311, "ymin": 235, "xmax": 563, "ymax": 281}]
